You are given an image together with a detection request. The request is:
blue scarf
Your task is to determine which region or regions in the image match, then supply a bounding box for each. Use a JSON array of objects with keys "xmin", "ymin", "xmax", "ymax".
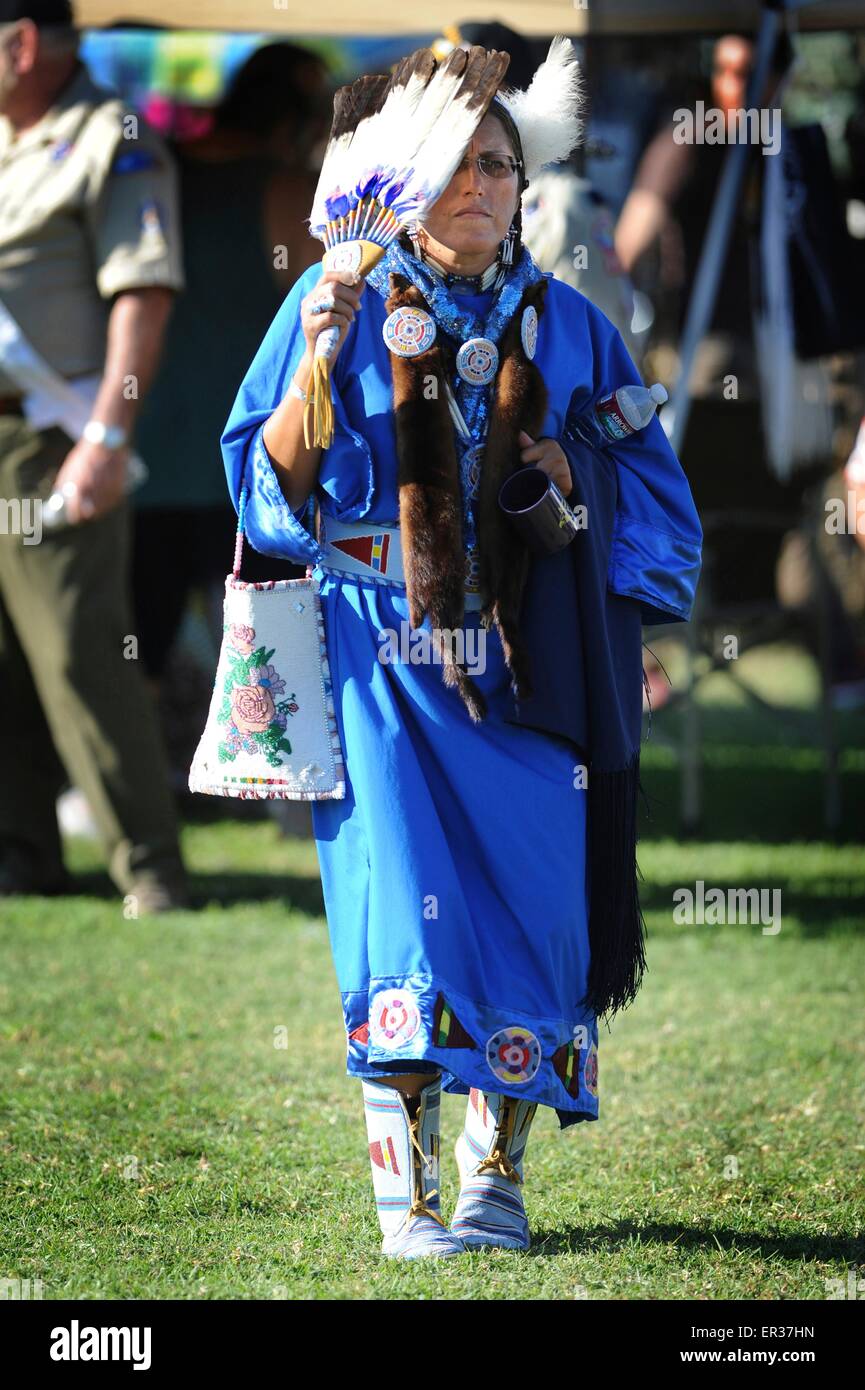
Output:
[{"xmin": 367, "ymin": 239, "xmax": 543, "ymax": 356}]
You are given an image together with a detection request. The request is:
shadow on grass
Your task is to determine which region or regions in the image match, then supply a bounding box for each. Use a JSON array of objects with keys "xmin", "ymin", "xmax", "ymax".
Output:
[
  {"xmin": 186, "ymin": 872, "xmax": 325, "ymax": 917},
  {"xmin": 53, "ymin": 868, "xmax": 326, "ymax": 919},
  {"xmin": 638, "ymin": 696, "xmax": 865, "ymax": 843},
  {"xmin": 528, "ymin": 1219, "xmax": 865, "ymax": 1263},
  {"xmin": 639, "ymin": 765, "xmax": 865, "ymax": 844},
  {"xmin": 61, "ymin": 860, "xmax": 859, "ymax": 934},
  {"xmin": 637, "ymin": 877, "xmax": 864, "ymax": 938},
  {"xmin": 636, "ymin": 695, "xmax": 865, "ymax": 845}
]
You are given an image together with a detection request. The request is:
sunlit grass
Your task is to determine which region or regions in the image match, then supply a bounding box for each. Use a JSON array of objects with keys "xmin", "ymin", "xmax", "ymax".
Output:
[{"xmin": 1, "ymin": 643, "xmax": 863, "ymax": 1299}]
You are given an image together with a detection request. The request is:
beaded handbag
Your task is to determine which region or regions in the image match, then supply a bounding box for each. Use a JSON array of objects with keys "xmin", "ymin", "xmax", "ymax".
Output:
[{"xmin": 188, "ymin": 484, "xmax": 346, "ymax": 800}]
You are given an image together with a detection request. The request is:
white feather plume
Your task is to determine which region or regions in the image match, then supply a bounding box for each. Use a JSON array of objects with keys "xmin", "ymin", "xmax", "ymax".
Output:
[{"xmin": 498, "ymin": 35, "xmax": 584, "ymax": 184}]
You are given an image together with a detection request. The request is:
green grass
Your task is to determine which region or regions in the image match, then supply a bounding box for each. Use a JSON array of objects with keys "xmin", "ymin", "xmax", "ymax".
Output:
[{"xmin": 1, "ymin": 643, "xmax": 863, "ymax": 1299}]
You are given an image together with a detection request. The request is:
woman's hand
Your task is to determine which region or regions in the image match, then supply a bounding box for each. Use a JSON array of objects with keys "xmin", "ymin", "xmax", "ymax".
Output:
[
  {"xmin": 300, "ymin": 268, "xmax": 365, "ymax": 367},
  {"xmin": 265, "ymin": 269, "xmax": 365, "ymax": 506},
  {"xmin": 518, "ymin": 431, "xmax": 573, "ymax": 497}
]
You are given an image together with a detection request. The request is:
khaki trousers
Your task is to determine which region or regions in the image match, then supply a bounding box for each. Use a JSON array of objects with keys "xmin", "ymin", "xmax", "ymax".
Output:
[{"xmin": 0, "ymin": 413, "xmax": 185, "ymax": 893}]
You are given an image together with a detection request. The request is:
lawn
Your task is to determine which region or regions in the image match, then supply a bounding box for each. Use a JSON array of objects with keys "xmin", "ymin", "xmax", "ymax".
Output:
[{"xmin": 1, "ymin": 642, "xmax": 863, "ymax": 1300}]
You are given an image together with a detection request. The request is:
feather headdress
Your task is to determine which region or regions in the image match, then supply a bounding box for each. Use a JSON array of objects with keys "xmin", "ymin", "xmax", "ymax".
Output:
[
  {"xmin": 497, "ymin": 36, "xmax": 584, "ymax": 184},
  {"xmin": 304, "ymin": 46, "xmax": 509, "ymax": 448}
]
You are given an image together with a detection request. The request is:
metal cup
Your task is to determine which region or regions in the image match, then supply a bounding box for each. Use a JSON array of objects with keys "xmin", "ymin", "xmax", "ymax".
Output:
[{"xmin": 498, "ymin": 466, "xmax": 582, "ymax": 553}]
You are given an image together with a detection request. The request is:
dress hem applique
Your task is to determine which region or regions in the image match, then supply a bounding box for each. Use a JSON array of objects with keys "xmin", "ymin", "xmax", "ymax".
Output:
[{"xmin": 343, "ymin": 974, "xmax": 599, "ymax": 1134}]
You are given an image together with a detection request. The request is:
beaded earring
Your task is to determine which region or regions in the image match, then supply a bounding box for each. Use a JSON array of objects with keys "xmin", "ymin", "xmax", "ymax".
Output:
[{"xmin": 499, "ymin": 223, "xmax": 517, "ymax": 268}]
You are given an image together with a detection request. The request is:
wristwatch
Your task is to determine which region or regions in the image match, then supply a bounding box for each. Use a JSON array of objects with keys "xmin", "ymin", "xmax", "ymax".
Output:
[{"xmin": 83, "ymin": 419, "xmax": 128, "ymax": 450}]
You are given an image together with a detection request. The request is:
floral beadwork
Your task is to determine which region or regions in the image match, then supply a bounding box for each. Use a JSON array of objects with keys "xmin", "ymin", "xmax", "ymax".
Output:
[{"xmin": 216, "ymin": 623, "xmax": 299, "ymax": 767}]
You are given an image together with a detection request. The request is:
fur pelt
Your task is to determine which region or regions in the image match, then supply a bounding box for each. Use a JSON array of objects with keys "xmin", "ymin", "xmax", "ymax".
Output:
[{"xmin": 384, "ymin": 271, "xmax": 550, "ymax": 722}]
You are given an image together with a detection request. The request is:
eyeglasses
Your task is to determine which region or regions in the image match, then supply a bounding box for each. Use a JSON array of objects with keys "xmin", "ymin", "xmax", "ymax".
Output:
[{"xmin": 455, "ymin": 153, "xmax": 521, "ymax": 180}]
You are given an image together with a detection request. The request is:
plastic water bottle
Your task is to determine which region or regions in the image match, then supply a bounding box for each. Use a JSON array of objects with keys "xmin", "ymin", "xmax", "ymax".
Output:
[
  {"xmin": 594, "ymin": 382, "xmax": 668, "ymax": 441},
  {"xmin": 565, "ymin": 382, "xmax": 669, "ymax": 451}
]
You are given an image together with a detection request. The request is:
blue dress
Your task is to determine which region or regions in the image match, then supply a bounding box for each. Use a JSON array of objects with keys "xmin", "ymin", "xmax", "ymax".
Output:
[{"xmin": 222, "ymin": 261, "xmax": 701, "ymax": 1129}]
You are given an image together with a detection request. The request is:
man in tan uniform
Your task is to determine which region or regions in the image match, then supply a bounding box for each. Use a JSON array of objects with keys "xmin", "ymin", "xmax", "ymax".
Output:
[{"xmin": 0, "ymin": 1, "xmax": 188, "ymax": 910}]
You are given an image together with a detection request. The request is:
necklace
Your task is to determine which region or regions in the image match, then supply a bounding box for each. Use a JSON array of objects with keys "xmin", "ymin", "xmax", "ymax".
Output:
[
  {"xmin": 416, "ymin": 252, "xmax": 502, "ymax": 383},
  {"xmin": 422, "ymin": 255, "xmax": 500, "ymax": 294}
]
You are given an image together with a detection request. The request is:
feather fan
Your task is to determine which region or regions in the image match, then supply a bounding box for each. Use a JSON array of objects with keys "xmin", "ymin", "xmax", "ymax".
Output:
[{"xmin": 304, "ymin": 45, "xmax": 509, "ymax": 449}]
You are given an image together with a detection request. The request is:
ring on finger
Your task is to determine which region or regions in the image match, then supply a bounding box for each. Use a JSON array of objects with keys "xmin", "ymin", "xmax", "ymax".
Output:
[{"xmin": 310, "ymin": 296, "xmax": 335, "ymax": 315}]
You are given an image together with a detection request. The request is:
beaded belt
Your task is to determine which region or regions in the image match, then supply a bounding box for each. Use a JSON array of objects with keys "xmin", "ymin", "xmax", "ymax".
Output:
[{"xmin": 318, "ymin": 515, "xmax": 484, "ymax": 612}]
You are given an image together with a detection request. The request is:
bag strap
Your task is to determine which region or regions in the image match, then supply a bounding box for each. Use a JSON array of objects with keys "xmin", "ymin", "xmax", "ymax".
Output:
[
  {"xmin": 233, "ymin": 482, "xmax": 248, "ymax": 578},
  {"xmin": 233, "ymin": 480, "xmax": 316, "ymax": 580}
]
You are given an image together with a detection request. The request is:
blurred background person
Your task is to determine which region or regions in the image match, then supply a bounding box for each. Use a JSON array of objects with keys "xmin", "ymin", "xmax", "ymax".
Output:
[
  {"xmin": 0, "ymin": 0, "xmax": 188, "ymax": 909},
  {"xmin": 613, "ymin": 29, "xmax": 865, "ymax": 710},
  {"xmin": 614, "ymin": 33, "xmax": 808, "ymax": 608}
]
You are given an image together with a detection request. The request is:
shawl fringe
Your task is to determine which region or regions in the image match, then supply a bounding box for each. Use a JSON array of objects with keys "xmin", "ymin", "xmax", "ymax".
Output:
[{"xmin": 581, "ymin": 750, "xmax": 648, "ymax": 1021}]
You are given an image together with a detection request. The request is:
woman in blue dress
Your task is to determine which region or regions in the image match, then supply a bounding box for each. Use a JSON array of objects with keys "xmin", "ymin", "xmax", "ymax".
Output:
[{"xmin": 221, "ymin": 47, "xmax": 701, "ymax": 1260}]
